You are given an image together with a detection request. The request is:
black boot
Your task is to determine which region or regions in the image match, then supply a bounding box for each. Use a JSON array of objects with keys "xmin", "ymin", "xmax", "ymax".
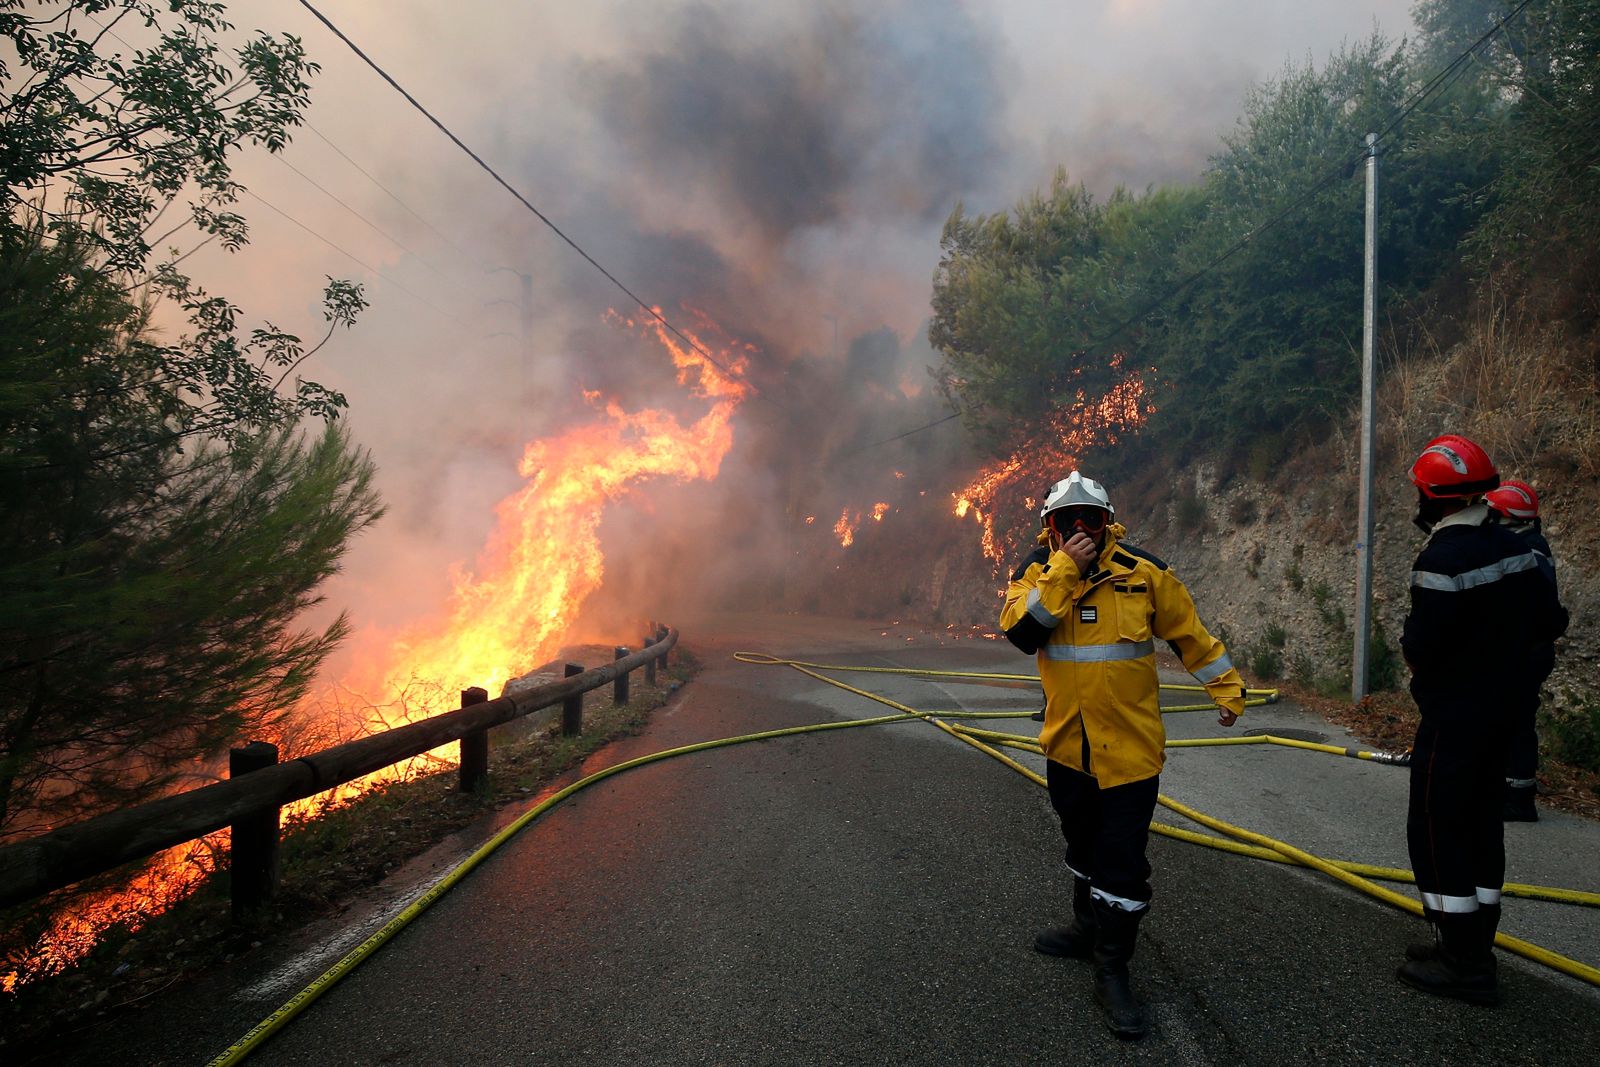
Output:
[
  {"xmin": 1503, "ymin": 783, "xmax": 1538, "ymax": 822},
  {"xmin": 1035, "ymin": 877, "xmax": 1095, "ymax": 959},
  {"xmin": 1397, "ymin": 910, "xmax": 1498, "ymax": 1005},
  {"xmin": 1405, "ymin": 906, "xmax": 1447, "ymax": 963},
  {"xmin": 1406, "ymin": 904, "xmax": 1499, "ymax": 970},
  {"xmin": 1090, "ymin": 898, "xmax": 1149, "ymax": 1039}
]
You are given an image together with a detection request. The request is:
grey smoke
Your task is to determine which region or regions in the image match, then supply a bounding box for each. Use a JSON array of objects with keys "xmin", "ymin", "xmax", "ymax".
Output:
[{"xmin": 586, "ymin": 1, "xmax": 1008, "ymax": 241}]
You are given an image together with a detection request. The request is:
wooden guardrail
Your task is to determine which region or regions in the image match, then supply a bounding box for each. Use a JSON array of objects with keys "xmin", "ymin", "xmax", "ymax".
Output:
[{"xmin": 0, "ymin": 626, "xmax": 679, "ymax": 913}]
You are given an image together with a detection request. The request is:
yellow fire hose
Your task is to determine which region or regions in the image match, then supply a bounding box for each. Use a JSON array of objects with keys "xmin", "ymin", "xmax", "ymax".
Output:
[{"xmin": 208, "ymin": 651, "xmax": 1600, "ymax": 1064}]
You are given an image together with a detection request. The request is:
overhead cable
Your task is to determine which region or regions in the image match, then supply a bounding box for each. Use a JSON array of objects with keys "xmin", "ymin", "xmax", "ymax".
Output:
[
  {"xmin": 296, "ymin": 0, "xmax": 757, "ymax": 394},
  {"xmin": 243, "ymin": 189, "xmax": 469, "ymax": 329}
]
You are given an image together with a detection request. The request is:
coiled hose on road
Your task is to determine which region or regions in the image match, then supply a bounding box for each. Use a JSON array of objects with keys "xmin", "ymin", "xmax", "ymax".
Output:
[{"xmin": 208, "ymin": 652, "xmax": 1600, "ymax": 1065}]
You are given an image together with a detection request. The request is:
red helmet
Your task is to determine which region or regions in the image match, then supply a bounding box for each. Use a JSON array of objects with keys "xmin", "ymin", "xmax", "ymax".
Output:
[
  {"xmin": 1409, "ymin": 434, "xmax": 1499, "ymax": 499},
  {"xmin": 1485, "ymin": 479, "xmax": 1539, "ymax": 521}
]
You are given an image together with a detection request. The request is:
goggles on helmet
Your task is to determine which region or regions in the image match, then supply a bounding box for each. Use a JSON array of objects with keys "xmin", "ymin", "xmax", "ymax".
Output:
[{"xmin": 1049, "ymin": 506, "xmax": 1109, "ymax": 535}]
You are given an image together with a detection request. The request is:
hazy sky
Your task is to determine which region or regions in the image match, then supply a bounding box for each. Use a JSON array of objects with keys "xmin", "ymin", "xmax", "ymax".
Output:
[{"xmin": 159, "ymin": 0, "xmax": 1417, "ymax": 641}]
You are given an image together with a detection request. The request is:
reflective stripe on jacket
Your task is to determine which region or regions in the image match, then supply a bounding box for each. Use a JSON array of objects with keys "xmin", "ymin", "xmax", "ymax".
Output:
[{"xmin": 1000, "ymin": 523, "xmax": 1245, "ymax": 788}]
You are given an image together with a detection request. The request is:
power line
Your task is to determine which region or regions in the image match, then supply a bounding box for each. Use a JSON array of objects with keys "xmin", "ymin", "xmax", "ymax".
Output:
[
  {"xmin": 296, "ymin": 0, "xmax": 759, "ymax": 397},
  {"xmin": 272, "ymin": 152, "xmax": 470, "ymax": 298},
  {"xmin": 243, "ymin": 188, "xmax": 469, "ymax": 329},
  {"xmin": 76, "ymin": 7, "xmax": 472, "ymax": 333},
  {"xmin": 304, "ymin": 120, "xmax": 473, "ymax": 263}
]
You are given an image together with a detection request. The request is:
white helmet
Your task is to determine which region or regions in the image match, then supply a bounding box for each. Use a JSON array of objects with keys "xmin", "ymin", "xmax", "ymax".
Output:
[{"xmin": 1040, "ymin": 471, "xmax": 1114, "ymax": 530}]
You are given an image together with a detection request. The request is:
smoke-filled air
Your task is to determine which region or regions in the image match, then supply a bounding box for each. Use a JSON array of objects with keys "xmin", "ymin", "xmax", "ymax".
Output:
[{"xmin": 5, "ymin": 0, "xmax": 1437, "ymax": 989}]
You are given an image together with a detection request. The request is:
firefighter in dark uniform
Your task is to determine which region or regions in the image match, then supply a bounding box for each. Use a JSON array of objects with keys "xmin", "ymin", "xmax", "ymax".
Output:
[
  {"xmin": 1397, "ymin": 436, "xmax": 1568, "ymax": 1004},
  {"xmin": 1483, "ymin": 479, "xmax": 1560, "ymax": 822},
  {"xmin": 1000, "ymin": 472, "xmax": 1245, "ymax": 1038}
]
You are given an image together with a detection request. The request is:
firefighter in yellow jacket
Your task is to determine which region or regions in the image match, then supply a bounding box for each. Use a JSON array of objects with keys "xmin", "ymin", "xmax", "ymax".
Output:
[{"xmin": 1001, "ymin": 471, "xmax": 1245, "ymax": 1039}]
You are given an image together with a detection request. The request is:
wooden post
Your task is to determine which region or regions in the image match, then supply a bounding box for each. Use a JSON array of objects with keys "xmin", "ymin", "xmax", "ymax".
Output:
[
  {"xmin": 613, "ymin": 647, "xmax": 630, "ymax": 706},
  {"xmin": 656, "ymin": 624, "xmax": 670, "ymax": 668},
  {"xmin": 644, "ymin": 635, "xmax": 657, "ymax": 686},
  {"xmin": 563, "ymin": 662, "xmax": 583, "ymax": 736},
  {"xmin": 459, "ymin": 687, "xmax": 490, "ymax": 793},
  {"xmin": 230, "ymin": 741, "xmax": 280, "ymax": 922}
]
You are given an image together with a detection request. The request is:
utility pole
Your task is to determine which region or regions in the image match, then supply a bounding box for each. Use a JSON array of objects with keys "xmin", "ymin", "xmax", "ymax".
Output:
[
  {"xmin": 489, "ymin": 267, "xmax": 533, "ymax": 355},
  {"xmin": 1353, "ymin": 133, "xmax": 1378, "ymax": 702}
]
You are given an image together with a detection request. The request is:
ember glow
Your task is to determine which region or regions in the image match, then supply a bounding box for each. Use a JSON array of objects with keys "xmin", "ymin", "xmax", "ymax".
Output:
[
  {"xmin": 3, "ymin": 309, "xmax": 751, "ymax": 992},
  {"xmin": 954, "ymin": 357, "xmax": 1154, "ymax": 564},
  {"xmin": 871, "ymin": 502, "xmax": 890, "ymax": 521},
  {"xmin": 834, "ymin": 508, "xmax": 859, "ymax": 548}
]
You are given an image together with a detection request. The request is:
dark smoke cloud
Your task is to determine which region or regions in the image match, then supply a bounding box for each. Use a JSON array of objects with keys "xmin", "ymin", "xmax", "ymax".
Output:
[{"xmin": 586, "ymin": 1, "xmax": 1008, "ymax": 241}]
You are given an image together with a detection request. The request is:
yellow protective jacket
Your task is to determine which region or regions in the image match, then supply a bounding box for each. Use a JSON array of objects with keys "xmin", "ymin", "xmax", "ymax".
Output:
[{"xmin": 999, "ymin": 523, "xmax": 1245, "ymax": 788}]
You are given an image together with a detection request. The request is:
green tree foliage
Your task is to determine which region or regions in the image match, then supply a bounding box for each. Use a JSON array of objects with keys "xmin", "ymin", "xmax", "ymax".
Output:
[
  {"xmin": 0, "ymin": 228, "xmax": 386, "ymax": 834},
  {"xmin": 930, "ymin": 170, "xmax": 1203, "ymax": 454},
  {"xmin": 1, "ymin": 0, "xmax": 354, "ymax": 441},
  {"xmin": 0, "ymin": 227, "xmax": 383, "ymax": 834},
  {"xmin": 1150, "ymin": 34, "xmax": 1493, "ymax": 451},
  {"xmin": 1414, "ymin": 0, "xmax": 1600, "ymax": 290},
  {"xmin": 928, "ymin": 10, "xmax": 1589, "ymax": 478},
  {"xmin": 0, "ymin": 2, "xmax": 385, "ymax": 834}
]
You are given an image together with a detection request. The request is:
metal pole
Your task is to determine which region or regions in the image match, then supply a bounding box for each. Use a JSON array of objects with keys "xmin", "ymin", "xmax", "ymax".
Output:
[{"xmin": 1353, "ymin": 132, "xmax": 1379, "ymax": 702}]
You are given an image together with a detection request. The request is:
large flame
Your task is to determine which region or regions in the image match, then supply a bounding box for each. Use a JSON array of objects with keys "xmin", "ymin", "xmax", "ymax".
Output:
[
  {"xmin": 954, "ymin": 357, "xmax": 1154, "ymax": 564},
  {"xmin": 3, "ymin": 309, "xmax": 751, "ymax": 992},
  {"xmin": 351, "ymin": 310, "xmax": 748, "ymax": 718}
]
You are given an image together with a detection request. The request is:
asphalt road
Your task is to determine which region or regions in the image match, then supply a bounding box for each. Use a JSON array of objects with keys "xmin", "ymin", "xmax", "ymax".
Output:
[{"xmin": 56, "ymin": 612, "xmax": 1600, "ymax": 1065}]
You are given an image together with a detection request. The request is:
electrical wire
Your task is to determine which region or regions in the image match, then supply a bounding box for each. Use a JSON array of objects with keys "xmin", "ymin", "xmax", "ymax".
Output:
[
  {"xmin": 296, "ymin": 0, "xmax": 760, "ymax": 398},
  {"xmin": 242, "ymin": 188, "xmax": 469, "ymax": 329},
  {"xmin": 304, "ymin": 120, "xmax": 473, "ymax": 262},
  {"xmin": 272, "ymin": 153, "xmax": 469, "ymax": 297}
]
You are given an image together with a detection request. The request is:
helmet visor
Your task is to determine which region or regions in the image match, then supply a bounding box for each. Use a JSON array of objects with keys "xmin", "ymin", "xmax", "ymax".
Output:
[{"xmin": 1052, "ymin": 506, "xmax": 1108, "ymax": 534}]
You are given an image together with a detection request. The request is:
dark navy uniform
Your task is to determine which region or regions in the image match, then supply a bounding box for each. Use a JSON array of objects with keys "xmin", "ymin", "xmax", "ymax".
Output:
[
  {"xmin": 1505, "ymin": 524, "xmax": 1559, "ymax": 799},
  {"xmin": 1402, "ymin": 505, "xmax": 1568, "ymax": 919}
]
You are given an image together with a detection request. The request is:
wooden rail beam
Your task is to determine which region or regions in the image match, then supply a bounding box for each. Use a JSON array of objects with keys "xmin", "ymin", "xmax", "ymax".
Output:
[{"xmin": 0, "ymin": 629, "xmax": 679, "ymax": 909}]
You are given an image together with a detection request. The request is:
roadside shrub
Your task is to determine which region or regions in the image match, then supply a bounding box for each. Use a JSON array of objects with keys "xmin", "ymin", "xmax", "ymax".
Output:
[
  {"xmin": 1289, "ymin": 651, "xmax": 1317, "ymax": 688},
  {"xmin": 1264, "ymin": 622, "xmax": 1288, "ymax": 648},
  {"xmin": 1250, "ymin": 646, "xmax": 1283, "ymax": 681},
  {"xmin": 1285, "ymin": 562, "xmax": 1304, "ymax": 591},
  {"xmin": 1174, "ymin": 489, "xmax": 1206, "ymax": 532},
  {"xmin": 1368, "ymin": 622, "xmax": 1401, "ymax": 692},
  {"xmin": 1545, "ymin": 706, "xmax": 1600, "ymax": 775},
  {"xmin": 1228, "ymin": 496, "xmax": 1259, "ymax": 527}
]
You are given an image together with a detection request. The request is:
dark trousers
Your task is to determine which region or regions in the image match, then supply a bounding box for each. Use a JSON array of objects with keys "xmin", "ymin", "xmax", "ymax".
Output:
[
  {"xmin": 1046, "ymin": 760, "xmax": 1159, "ymax": 909},
  {"xmin": 1506, "ymin": 699, "xmax": 1539, "ymax": 784},
  {"xmin": 1407, "ymin": 716, "xmax": 1505, "ymax": 911},
  {"xmin": 1506, "ymin": 648, "xmax": 1553, "ymax": 783}
]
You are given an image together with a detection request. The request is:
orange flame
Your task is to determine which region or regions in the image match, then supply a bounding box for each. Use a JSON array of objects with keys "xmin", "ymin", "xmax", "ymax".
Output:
[
  {"xmin": 834, "ymin": 508, "xmax": 858, "ymax": 548},
  {"xmin": 954, "ymin": 357, "xmax": 1154, "ymax": 564},
  {"xmin": 4, "ymin": 308, "xmax": 752, "ymax": 992},
  {"xmin": 870, "ymin": 502, "xmax": 890, "ymax": 522}
]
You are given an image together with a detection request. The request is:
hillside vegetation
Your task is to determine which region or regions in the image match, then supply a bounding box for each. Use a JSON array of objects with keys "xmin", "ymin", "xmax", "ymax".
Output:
[{"xmin": 926, "ymin": 1, "xmax": 1600, "ymax": 771}]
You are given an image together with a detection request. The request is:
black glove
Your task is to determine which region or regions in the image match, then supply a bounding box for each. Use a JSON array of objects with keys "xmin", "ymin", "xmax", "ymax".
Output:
[{"xmin": 1011, "ymin": 545, "xmax": 1051, "ymax": 581}]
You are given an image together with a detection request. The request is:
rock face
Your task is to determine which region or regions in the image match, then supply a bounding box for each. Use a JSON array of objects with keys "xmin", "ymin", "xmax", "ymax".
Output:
[{"xmin": 925, "ymin": 459, "xmax": 1595, "ymax": 715}]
